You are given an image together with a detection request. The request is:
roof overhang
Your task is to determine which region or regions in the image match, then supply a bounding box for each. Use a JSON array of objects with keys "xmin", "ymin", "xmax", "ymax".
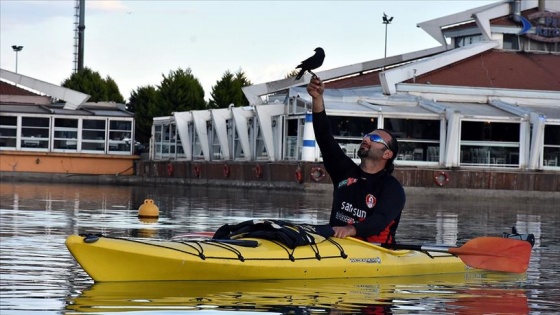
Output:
[
  {"xmin": 242, "ymin": 46, "xmax": 447, "ymax": 105},
  {"xmin": 0, "ymin": 68, "xmax": 90, "ymax": 110}
]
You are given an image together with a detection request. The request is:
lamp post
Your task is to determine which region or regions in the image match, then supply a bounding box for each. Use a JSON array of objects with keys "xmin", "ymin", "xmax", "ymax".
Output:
[
  {"xmin": 11, "ymin": 45, "xmax": 23, "ymax": 73},
  {"xmin": 382, "ymin": 13, "xmax": 393, "ymax": 72}
]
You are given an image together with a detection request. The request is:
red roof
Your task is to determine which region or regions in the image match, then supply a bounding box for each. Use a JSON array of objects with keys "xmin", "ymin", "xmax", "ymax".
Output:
[
  {"xmin": 406, "ymin": 50, "xmax": 560, "ymax": 90},
  {"xmin": 0, "ymin": 80, "xmax": 40, "ymax": 96},
  {"xmin": 325, "ymin": 50, "xmax": 560, "ymax": 91}
]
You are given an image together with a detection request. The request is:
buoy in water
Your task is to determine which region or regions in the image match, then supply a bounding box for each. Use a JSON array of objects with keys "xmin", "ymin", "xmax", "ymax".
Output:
[{"xmin": 138, "ymin": 199, "xmax": 159, "ymax": 218}]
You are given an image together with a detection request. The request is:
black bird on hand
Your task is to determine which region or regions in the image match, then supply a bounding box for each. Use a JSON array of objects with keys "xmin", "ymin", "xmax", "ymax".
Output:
[{"xmin": 294, "ymin": 47, "xmax": 325, "ymax": 81}]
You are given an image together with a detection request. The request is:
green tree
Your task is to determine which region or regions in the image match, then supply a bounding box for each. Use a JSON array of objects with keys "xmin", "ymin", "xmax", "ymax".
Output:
[
  {"xmin": 105, "ymin": 76, "xmax": 125, "ymax": 103},
  {"xmin": 61, "ymin": 67, "xmax": 124, "ymax": 103},
  {"xmin": 209, "ymin": 69, "xmax": 252, "ymax": 108},
  {"xmin": 158, "ymin": 68, "xmax": 206, "ymax": 114},
  {"xmin": 128, "ymin": 85, "xmax": 161, "ymax": 144}
]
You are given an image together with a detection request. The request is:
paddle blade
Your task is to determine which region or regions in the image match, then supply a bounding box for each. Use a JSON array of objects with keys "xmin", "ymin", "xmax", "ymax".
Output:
[{"xmin": 449, "ymin": 237, "xmax": 532, "ymax": 273}]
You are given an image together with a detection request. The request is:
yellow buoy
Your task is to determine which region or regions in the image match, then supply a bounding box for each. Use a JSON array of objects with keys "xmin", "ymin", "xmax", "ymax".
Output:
[{"xmin": 138, "ymin": 199, "xmax": 159, "ymax": 219}]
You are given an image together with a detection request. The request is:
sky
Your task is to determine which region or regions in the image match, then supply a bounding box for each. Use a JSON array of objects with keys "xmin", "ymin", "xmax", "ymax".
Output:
[{"xmin": 1, "ymin": 0, "xmax": 499, "ymax": 102}]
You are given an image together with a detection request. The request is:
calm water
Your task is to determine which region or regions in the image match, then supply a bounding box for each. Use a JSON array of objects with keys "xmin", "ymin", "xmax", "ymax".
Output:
[{"xmin": 0, "ymin": 182, "xmax": 559, "ymax": 314}]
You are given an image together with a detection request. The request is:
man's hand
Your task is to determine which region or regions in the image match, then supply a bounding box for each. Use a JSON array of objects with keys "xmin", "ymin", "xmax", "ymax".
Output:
[
  {"xmin": 332, "ymin": 225, "xmax": 356, "ymax": 238},
  {"xmin": 306, "ymin": 76, "xmax": 324, "ymax": 100}
]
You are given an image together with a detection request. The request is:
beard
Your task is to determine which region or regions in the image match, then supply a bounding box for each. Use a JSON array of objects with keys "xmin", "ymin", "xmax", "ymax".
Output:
[{"xmin": 357, "ymin": 147, "xmax": 369, "ymax": 158}]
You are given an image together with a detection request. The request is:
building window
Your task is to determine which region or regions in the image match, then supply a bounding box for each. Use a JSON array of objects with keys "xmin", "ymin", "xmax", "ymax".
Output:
[
  {"xmin": 522, "ymin": 37, "xmax": 548, "ymax": 52},
  {"xmin": 21, "ymin": 117, "xmax": 50, "ymax": 150},
  {"xmin": 53, "ymin": 118, "xmax": 78, "ymax": 151},
  {"xmin": 328, "ymin": 116, "xmax": 378, "ymax": 159},
  {"xmin": 232, "ymin": 120, "xmax": 248, "ymax": 160},
  {"xmin": 459, "ymin": 121, "xmax": 520, "ymax": 167},
  {"xmin": 384, "ymin": 118, "xmax": 441, "ymax": 162},
  {"xmin": 0, "ymin": 115, "xmax": 17, "ymax": 149},
  {"xmin": 153, "ymin": 121, "xmax": 178, "ymax": 159},
  {"xmin": 82, "ymin": 119, "xmax": 106, "ymax": 153},
  {"xmin": 454, "ymin": 35, "xmax": 483, "ymax": 48},
  {"xmin": 108, "ymin": 119, "xmax": 133, "ymax": 154},
  {"xmin": 191, "ymin": 122, "xmax": 204, "ymax": 160},
  {"xmin": 503, "ymin": 34, "xmax": 520, "ymax": 50},
  {"xmin": 164, "ymin": 123, "xmax": 177, "ymax": 159},
  {"xmin": 543, "ymin": 124, "xmax": 559, "ymax": 168},
  {"xmin": 176, "ymin": 131, "xmax": 185, "ymax": 159},
  {"xmin": 210, "ymin": 121, "xmax": 222, "ymax": 160},
  {"xmin": 285, "ymin": 118, "xmax": 301, "ymax": 160}
]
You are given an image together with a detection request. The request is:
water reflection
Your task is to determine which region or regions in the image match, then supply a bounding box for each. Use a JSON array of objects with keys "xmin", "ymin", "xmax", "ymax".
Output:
[
  {"xmin": 66, "ymin": 274, "xmax": 528, "ymax": 314},
  {"xmin": 0, "ymin": 182, "xmax": 559, "ymax": 314}
]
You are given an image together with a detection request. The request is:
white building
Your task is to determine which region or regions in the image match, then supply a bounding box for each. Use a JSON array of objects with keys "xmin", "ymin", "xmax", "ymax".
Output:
[{"xmin": 151, "ymin": 0, "xmax": 559, "ymax": 171}]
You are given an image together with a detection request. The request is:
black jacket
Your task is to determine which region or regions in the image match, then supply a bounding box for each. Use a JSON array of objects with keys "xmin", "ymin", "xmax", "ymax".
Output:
[{"xmin": 313, "ymin": 110, "xmax": 405, "ymax": 244}]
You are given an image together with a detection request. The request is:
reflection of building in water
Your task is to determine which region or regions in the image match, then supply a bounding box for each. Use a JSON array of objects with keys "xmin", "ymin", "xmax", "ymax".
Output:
[
  {"xmin": 517, "ymin": 214, "xmax": 542, "ymax": 303},
  {"xmin": 515, "ymin": 214, "xmax": 541, "ymax": 247},
  {"xmin": 516, "ymin": 214, "xmax": 541, "ymax": 272},
  {"xmin": 436, "ymin": 212, "xmax": 458, "ymax": 245}
]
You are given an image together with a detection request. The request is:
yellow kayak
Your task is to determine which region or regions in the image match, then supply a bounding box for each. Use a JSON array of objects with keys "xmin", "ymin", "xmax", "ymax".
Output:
[{"xmin": 65, "ymin": 234, "xmax": 478, "ymax": 282}]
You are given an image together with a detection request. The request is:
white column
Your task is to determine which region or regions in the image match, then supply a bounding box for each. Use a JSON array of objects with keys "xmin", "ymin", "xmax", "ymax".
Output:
[{"xmin": 302, "ymin": 111, "xmax": 316, "ymax": 161}]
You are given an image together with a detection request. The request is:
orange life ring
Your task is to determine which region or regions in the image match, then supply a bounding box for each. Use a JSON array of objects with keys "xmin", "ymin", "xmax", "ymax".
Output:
[
  {"xmin": 223, "ymin": 164, "xmax": 230, "ymax": 178},
  {"xmin": 255, "ymin": 164, "xmax": 263, "ymax": 179},
  {"xmin": 193, "ymin": 164, "xmax": 201, "ymax": 178},
  {"xmin": 167, "ymin": 163, "xmax": 174, "ymax": 176},
  {"xmin": 295, "ymin": 167, "xmax": 303, "ymax": 184},
  {"xmin": 310, "ymin": 167, "xmax": 326, "ymax": 182},
  {"xmin": 434, "ymin": 171, "xmax": 449, "ymax": 186}
]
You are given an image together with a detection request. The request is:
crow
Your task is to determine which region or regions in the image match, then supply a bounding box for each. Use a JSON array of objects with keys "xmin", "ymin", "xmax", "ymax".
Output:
[{"xmin": 294, "ymin": 47, "xmax": 325, "ymax": 80}]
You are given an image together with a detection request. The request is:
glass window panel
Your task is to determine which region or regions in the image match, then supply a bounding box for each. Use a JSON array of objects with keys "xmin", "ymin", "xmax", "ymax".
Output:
[
  {"xmin": 328, "ymin": 116, "xmax": 377, "ymax": 137},
  {"xmin": 0, "ymin": 116, "xmax": 17, "ymax": 126},
  {"xmin": 544, "ymin": 125, "xmax": 560, "ymax": 167},
  {"xmin": 385, "ymin": 118, "xmax": 440, "ymax": 140},
  {"xmin": 21, "ymin": 127, "xmax": 49, "ymax": 138},
  {"xmin": 22, "ymin": 117, "xmax": 49, "ymax": 128},
  {"xmin": 82, "ymin": 130, "xmax": 105, "ymax": 140},
  {"xmin": 110, "ymin": 120, "xmax": 132, "ymax": 131},
  {"xmin": 53, "ymin": 118, "xmax": 78, "ymax": 151},
  {"xmin": 82, "ymin": 142, "xmax": 105, "ymax": 152},
  {"xmin": 54, "ymin": 118, "xmax": 78, "ymax": 128},
  {"xmin": 503, "ymin": 34, "xmax": 520, "ymax": 50},
  {"xmin": 461, "ymin": 121, "xmax": 520, "ymax": 141},
  {"xmin": 83, "ymin": 119, "xmax": 106, "ymax": 129},
  {"xmin": 0, "ymin": 116, "xmax": 17, "ymax": 148},
  {"xmin": 82, "ymin": 119, "xmax": 106, "ymax": 153},
  {"xmin": 544, "ymin": 125, "xmax": 560, "ymax": 145},
  {"xmin": 21, "ymin": 117, "xmax": 50, "ymax": 149}
]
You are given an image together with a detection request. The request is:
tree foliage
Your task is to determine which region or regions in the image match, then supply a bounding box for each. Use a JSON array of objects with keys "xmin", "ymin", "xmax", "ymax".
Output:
[
  {"xmin": 128, "ymin": 85, "xmax": 161, "ymax": 144},
  {"xmin": 158, "ymin": 68, "xmax": 206, "ymax": 113},
  {"xmin": 61, "ymin": 67, "xmax": 125, "ymax": 103},
  {"xmin": 208, "ymin": 70, "xmax": 252, "ymax": 108},
  {"xmin": 105, "ymin": 76, "xmax": 125, "ymax": 103}
]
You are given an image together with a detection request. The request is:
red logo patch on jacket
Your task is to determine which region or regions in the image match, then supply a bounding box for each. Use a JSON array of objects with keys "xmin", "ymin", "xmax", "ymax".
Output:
[{"xmin": 365, "ymin": 194, "xmax": 376, "ymax": 208}]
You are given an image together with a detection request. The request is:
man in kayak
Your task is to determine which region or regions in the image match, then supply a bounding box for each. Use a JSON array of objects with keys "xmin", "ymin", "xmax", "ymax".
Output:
[{"xmin": 307, "ymin": 76, "xmax": 406, "ymax": 244}]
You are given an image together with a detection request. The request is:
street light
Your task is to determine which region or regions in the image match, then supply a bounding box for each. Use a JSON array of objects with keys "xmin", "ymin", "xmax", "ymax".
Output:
[
  {"xmin": 11, "ymin": 45, "xmax": 23, "ymax": 73},
  {"xmin": 382, "ymin": 13, "xmax": 393, "ymax": 72}
]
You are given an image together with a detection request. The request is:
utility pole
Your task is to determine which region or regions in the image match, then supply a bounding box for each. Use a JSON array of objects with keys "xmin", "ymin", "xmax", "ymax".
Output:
[
  {"xmin": 382, "ymin": 12, "xmax": 393, "ymax": 72},
  {"xmin": 12, "ymin": 45, "xmax": 23, "ymax": 73}
]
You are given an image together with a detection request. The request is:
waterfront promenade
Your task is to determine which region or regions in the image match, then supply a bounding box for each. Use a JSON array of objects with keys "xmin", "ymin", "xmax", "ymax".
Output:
[{"xmin": 2, "ymin": 161, "xmax": 559, "ymax": 200}]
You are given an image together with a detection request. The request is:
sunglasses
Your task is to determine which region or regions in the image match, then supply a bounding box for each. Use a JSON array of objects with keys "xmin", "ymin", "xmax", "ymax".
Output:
[{"xmin": 364, "ymin": 133, "xmax": 390, "ymax": 150}]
